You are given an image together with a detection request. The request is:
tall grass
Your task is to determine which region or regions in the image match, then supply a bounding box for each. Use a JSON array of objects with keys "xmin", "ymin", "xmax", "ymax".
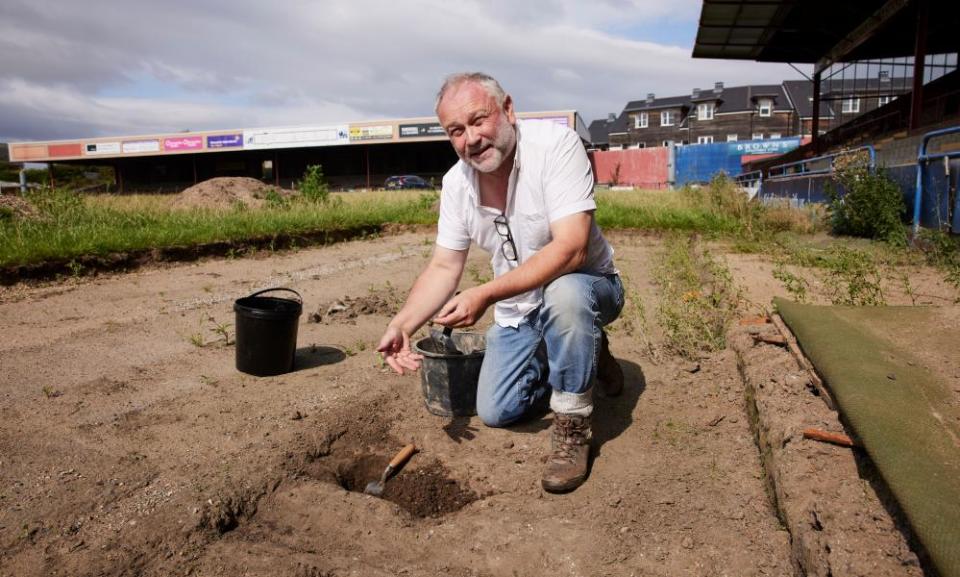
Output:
[
  {"xmin": 1, "ymin": 175, "xmax": 825, "ymax": 268},
  {"xmin": 0, "ymin": 189, "xmax": 438, "ymax": 267}
]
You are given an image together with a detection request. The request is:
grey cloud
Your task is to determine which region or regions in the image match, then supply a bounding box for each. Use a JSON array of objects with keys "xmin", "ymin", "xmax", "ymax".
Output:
[{"xmin": 1, "ymin": 0, "xmax": 800, "ymax": 141}]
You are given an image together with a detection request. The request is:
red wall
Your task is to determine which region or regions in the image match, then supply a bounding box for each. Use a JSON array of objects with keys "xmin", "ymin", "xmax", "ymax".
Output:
[{"xmin": 589, "ymin": 148, "xmax": 669, "ymax": 188}]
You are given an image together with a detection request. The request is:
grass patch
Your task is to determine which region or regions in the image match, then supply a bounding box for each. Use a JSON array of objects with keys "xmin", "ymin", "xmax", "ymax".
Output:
[{"xmin": 0, "ymin": 189, "xmax": 438, "ymax": 267}]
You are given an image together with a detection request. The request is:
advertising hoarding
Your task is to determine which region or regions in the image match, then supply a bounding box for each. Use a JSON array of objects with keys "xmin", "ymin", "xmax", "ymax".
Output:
[
  {"xmin": 242, "ymin": 125, "xmax": 349, "ymax": 150},
  {"xmin": 398, "ymin": 122, "xmax": 446, "ymax": 138},
  {"xmin": 729, "ymin": 137, "xmax": 800, "ymax": 155},
  {"xmin": 47, "ymin": 143, "xmax": 83, "ymax": 158},
  {"xmin": 206, "ymin": 133, "xmax": 243, "ymax": 148},
  {"xmin": 348, "ymin": 125, "xmax": 393, "ymax": 142},
  {"xmin": 163, "ymin": 136, "xmax": 204, "ymax": 151},
  {"xmin": 122, "ymin": 140, "xmax": 161, "ymax": 154},
  {"xmin": 85, "ymin": 142, "xmax": 121, "ymax": 155}
]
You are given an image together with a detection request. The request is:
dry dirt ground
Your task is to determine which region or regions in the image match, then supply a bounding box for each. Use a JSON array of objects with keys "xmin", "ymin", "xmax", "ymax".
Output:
[{"xmin": 0, "ymin": 230, "xmax": 955, "ymax": 577}]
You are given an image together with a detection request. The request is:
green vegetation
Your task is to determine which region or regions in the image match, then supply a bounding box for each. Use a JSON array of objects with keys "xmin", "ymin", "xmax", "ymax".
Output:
[
  {"xmin": 653, "ymin": 235, "xmax": 741, "ymax": 359},
  {"xmin": 298, "ymin": 164, "xmax": 330, "ymax": 204},
  {"xmin": 827, "ymin": 161, "xmax": 907, "ymax": 246},
  {"xmin": 597, "ymin": 174, "xmax": 823, "ymax": 239},
  {"xmin": 0, "ymin": 187, "xmax": 438, "ymax": 267}
]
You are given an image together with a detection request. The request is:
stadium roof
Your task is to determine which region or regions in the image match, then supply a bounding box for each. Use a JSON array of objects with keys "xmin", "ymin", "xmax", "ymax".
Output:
[{"xmin": 692, "ymin": 0, "xmax": 959, "ymax": 65}]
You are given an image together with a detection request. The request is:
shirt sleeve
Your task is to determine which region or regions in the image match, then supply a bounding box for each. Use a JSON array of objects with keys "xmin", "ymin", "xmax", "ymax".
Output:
[
  {"xmin": 543, "ymin": 126, "xmax": 596, "ymax": 223},
  {"xmin": 436, "ymin": 172, "xmax": 471, "ymax": 251}
]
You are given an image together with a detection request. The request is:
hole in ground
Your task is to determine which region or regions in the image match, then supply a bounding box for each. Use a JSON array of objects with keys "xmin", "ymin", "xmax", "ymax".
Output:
[{"xmin": 332, "ymin": 453, "xmax": 478, "ymax": 518}]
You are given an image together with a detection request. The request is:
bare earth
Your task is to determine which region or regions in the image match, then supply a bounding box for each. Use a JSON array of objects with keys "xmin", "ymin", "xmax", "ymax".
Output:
[{"xmin": 0, "ymin": 230, "xmax": 954, "ymax": 577}]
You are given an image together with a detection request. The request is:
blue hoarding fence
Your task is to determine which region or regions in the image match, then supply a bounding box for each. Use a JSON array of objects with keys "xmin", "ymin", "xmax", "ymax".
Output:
[{"xmin": 675, "ymin": 137, "xmax": 801, "ymax": 187}]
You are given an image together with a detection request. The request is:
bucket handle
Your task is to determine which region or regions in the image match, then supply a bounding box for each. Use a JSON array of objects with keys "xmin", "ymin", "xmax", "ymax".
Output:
[{"xmin": 246, "ymin": 287, "xmax": 302, "ymax": 304}]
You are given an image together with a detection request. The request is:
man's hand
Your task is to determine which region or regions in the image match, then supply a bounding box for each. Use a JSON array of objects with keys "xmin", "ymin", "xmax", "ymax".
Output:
[
  {"xmin": 376, "ymin": 326, "xmax": 423, "ymax": 375},
  {"xmin": 433, "ymin": 287, "xmax": 490, "ymax": 328}
]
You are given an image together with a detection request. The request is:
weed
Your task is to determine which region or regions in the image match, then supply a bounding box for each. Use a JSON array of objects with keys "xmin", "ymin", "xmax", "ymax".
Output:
[
  {"xmin": 264, "ymin": 188, "xmax": 290, "ymax": 209},
  {"xmin": 200, "ymin": 375, "xmax": 219, "ymax": 387},
  {"xmin": 820, "ymin": 245, "xmax": 885, "ymax": 306},
  {"xmin": 611, "ymin": 273, "xmax": 658, "ymax": 360},
  {"xmin": 827, "ymin": 162, "xmax": 907, "ymax": 246},
  {"xmin": 66, "ymin": 259, "xmax": 84, "ymax": 278},
  {"xmin": 892, "ymin": 268, "xmax": 919, "ymax": 306},
  {"xmin": 299, "ymin": 165, "xmax": 330, "ymax": 204},
  {"xmin": 343, "ymin": 346, "xmax": 356, "ymax": 357},
  {"xmin": 208, "ymin": 317, "xmax": 233, "ymax": 346},
  {"xmin": 654, "ymin": 235, "xmax": 740, "ymax": 359},
  {"xmin": 188, "ymin": 332, "xmax": 205, "ymax": 347},
  {"xmin": 41, "ymin": 385, "xmax": 62, "ymax": 398},
  {"xmin": 772, "ymin": 261, "xmax": 809, "ymax": 303},
  {"xmin": 354, "ymin": 340, "xmax": 367, "ymax": 352}
]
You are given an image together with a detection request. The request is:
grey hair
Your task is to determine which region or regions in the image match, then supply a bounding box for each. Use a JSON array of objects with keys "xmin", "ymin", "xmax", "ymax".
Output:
[{"xmin": 434, "ymin": 72, "xmax": 507, "ymax": 113}]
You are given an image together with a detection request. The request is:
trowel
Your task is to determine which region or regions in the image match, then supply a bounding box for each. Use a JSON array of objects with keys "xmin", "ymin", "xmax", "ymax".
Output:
[
  {"xmin": 429, "ymin": 324, "xmax": 463, "ymax": 355},
  {"xmin": 365, "ymin": 443, "xmax": 417, "ymax": 496}
]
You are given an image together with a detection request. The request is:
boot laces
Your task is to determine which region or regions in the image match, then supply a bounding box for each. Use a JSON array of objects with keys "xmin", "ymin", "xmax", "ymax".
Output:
[{"xmin": 551, "ymin": 416, "xmax": 588, "ymax": 462}]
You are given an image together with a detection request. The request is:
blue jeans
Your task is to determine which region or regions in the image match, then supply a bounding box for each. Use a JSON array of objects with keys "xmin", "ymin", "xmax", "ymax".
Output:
[{"xmin": 476, "ymin": 272, "xmax": 625, "ymax": 427}]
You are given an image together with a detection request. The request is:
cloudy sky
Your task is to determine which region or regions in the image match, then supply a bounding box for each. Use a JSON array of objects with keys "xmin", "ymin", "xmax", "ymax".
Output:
[{"xmin": 0, "ymin": 0, "xmax": 805, "ymax": 142}]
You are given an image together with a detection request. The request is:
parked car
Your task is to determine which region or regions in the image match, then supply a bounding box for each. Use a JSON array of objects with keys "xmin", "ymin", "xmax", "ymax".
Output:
[{"xmin": 384, "ymin": 175, "xmax": 432, "ymax": 190}]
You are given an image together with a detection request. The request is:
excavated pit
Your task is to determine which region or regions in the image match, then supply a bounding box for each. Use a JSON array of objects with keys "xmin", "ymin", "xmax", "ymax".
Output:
[{"xmin": 329, "ymin": 453, "xmax": 479, "ymax": 518}]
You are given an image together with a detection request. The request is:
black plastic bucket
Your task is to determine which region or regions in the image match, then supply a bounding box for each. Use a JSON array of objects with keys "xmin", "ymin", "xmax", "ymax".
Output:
[
  {"xmin": 413, "ymin": 332, "xmax": 485, "ymax": 417},
  {"xmin": 234, "ymin": 288, "xmax": 303, "ymax": 377}
]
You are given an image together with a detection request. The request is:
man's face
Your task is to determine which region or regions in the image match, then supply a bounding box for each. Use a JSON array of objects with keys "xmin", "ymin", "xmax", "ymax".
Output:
[{"xmin": 437, "ymin": 82, "xmax": 517, "ymax": 173}]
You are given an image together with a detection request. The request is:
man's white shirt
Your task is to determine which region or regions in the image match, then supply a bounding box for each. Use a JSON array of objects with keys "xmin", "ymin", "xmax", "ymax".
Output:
[{"xmin": 436, "ymin": 120, "xmax": 616, "ymax": 328}]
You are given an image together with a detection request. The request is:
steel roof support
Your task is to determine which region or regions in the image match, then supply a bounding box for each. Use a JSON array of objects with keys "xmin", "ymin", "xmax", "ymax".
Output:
[{"xmin": 909, "ymin": 0, "xmax": 928, "ymax": 131}]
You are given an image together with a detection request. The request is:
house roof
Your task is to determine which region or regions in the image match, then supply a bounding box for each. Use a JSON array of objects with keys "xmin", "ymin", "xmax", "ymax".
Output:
[
  {"xmin": 782, "ymin": 80, "xmax": 836, "ymax": 118},
  {"xmin": 588, "ymin": 112, "xmax": 629, "ymax": 145},
  {"xmin": 622, "ymin": 84, "xmax": 793, "ymax": 116}
]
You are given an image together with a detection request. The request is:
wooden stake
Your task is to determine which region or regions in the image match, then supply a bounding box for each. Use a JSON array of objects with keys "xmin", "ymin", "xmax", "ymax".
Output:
[{"xmin": 802, "ymin": 428, "xmax": 857, "ymax": 448}]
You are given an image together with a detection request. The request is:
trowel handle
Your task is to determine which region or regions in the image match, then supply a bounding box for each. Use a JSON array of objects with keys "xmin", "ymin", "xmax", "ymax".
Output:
[{"xmin": 389, "ymin": 444, "xmax": 417, "ymax": 469}]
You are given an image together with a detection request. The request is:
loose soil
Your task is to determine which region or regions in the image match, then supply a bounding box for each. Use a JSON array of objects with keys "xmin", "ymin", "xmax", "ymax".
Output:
[
  {"xmin": 0, "ymin": 230, "xmax": 955, "ymax": 577},
  {"xmin": 171, "ymin": 177, "xmax": 284, "ymax": 211},
  {"xmin": 0, "ymin": 193, "xmax": 37, "ymax": 219}
]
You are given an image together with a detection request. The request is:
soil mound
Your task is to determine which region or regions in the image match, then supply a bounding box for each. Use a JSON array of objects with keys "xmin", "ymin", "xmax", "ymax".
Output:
[
  {"xmin": 0, "ymin": 193, "xmax": 38, "ymax": 219},
  {"xmin": 173, "ymin": 177, "xmax": 277, "ymax": 210}
]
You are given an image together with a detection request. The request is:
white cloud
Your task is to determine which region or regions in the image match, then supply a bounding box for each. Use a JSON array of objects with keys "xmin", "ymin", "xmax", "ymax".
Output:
[{"xmin": 0, "ymin": 0, "xmax": 802, "ymax": 141}]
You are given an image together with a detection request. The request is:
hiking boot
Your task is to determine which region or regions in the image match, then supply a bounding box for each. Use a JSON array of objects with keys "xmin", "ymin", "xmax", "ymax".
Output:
[
  {"xmin": 597, "ymin": 330, "xmax": 624, "ymax": 397},
  {"xmin": 541, "ymin": 414, "xmax": 591, "ymax": 493}
]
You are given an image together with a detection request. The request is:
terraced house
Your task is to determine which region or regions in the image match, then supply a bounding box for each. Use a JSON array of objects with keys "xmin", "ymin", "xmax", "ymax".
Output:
[{"xmin": 591, "ymin": 78, "xmax": 912, "ymax": 149}]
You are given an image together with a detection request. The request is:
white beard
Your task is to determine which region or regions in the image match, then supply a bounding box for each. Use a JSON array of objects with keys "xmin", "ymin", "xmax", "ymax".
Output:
[{"xmin": 463, "ymin": 116, "xmax": 517, "ymax": 173}]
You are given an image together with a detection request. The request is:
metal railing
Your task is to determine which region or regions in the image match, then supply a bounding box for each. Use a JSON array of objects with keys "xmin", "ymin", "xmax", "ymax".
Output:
[
  {"xmin": 733, "ymin": 170, "xmax": 763, "ymax": 198},
  {"xmin": 766, "ymin": 145, "xmax": 876, "ymax": 180},
  {"xmin": 912, "ymin": 125, "xmax": 960, "ymax": 236}
]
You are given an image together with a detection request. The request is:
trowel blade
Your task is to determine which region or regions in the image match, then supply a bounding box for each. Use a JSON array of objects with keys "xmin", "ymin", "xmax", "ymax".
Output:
[{"xmin": 364, "ymin": 480, "xmax": 384, "ymax": 496}]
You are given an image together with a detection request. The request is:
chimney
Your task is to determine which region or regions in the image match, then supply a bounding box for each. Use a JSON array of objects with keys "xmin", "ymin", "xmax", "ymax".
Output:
[
  {"xmin": 646, "ymin": 93, "xmax": 655, "ymax": 103},
  {"xmin": 714, "ymin": 81, "xmax": 724, "ymax": 93},
  {"xmin": 607, "ymin": 113, "xmax": 616, "ymax": 123},
  {"xmin": 692, "ymin": 87, "xmax": 700, "ymax": 98}
]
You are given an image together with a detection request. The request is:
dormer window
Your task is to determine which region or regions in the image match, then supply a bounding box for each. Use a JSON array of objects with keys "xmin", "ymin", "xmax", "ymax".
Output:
[
  {"xmin": 697, "ymin": 102, "xmax": 714, "ymax": 121},
  {"xmin": 758, "ymin": 98, "xmax": 772, "ymax": 117},
  {"xmin": 661, "ymin": 111, "xmax": 675, "ymax": 126},
  {"xmin": 842, "ymin": 98, "xmax": 861, "ymax": 113},
  {"xmin": 635, "ymin": 112, "xmax": 648, "ymax": 129}
]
